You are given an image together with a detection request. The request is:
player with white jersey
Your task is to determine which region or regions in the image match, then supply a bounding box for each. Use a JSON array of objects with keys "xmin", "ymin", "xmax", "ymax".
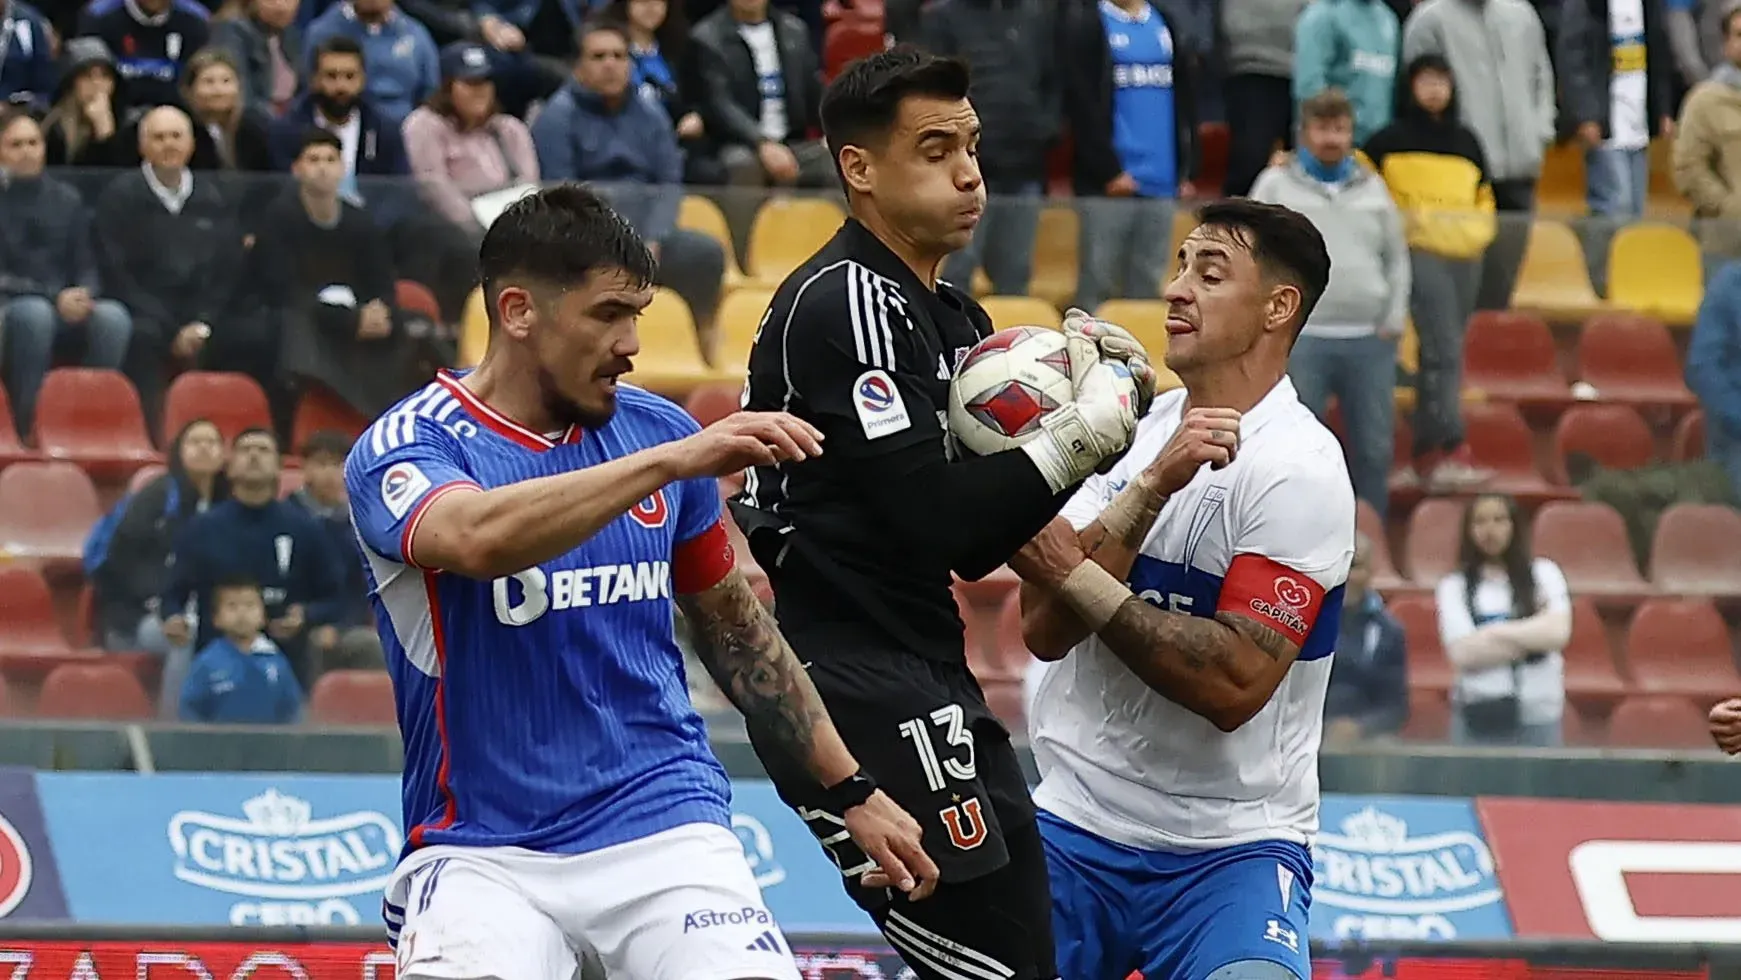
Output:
[
  {"xmin": 346, "ymin": 185, "xmax": 937, "ymax": 980},
  {"xmin": 1011, "ymin": 199, "xmax": 1356, "ymax": 980}
]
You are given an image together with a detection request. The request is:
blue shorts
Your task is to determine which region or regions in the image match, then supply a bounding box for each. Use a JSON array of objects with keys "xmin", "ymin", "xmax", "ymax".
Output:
[{"xmin": 1039, "ymin": 810, "xmax": 1313, "ymax": 980}]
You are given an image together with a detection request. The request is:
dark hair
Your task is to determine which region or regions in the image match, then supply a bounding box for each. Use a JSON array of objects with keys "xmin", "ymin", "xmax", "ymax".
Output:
[
  {"xmin": 300, "ymin": 429, "xmax": 353, "ymax": 460},
  {"xmin": 427, "ymin": 79, "xmax": 501, "ymax": 128},
  {"xmin": 297, "ymin": 127, "xmax": 342, "ymax": 157},
  {"xmin": 232, "ymin": 426, "xmax": 279, "ymax": 450},
  {"xmin": 1193, "ymin": 199, "xmax": 1332, "ymax": 329},
  {"xmin": 477, "ymin": 184, "xmax": 654, "ymax": 318},
  {"xmin": 212, "ymin": 573, "xmax": 262, "ymax": 596},
  {"xmin": 819, "ymin": 45, "xmax": 971, "ymax": 186},
  {"xmin": 1456, "ymin": 493, "xmax": 1538, "ymax": 619},
  {"xmin": 576, "ymin": 13, "xmax": 629, "ymax": 49},
  {"xmin": 602, "ymin": 0, "xmax": 688, "ymax": 74},
  {"xmin": 314, "ymin": 35, "xmax": 365, "ymax": 71}
]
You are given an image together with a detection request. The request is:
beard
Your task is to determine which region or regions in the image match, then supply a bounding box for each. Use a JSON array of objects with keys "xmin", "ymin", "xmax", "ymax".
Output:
[
  {"xmin": 539, "ymin": 366, "xmax": 618, "ymax": 431},
  {"xmin": 313, "ymin": 91, "xmax": 357, "ymax": 118}
]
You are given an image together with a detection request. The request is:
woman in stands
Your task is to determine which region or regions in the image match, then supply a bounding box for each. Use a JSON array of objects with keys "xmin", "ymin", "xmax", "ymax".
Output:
[
  {"xmin": 1436, "ymin": 493, "xmax": 1574, "ymax": 746},
  {"xmin": 180, "ymin": 49, "xmax": 275, "ymax": 175},
  {"xmin": 40, "ymin": 38, "xmax": 128, "ymax": 170},
  {"xmin": 603, "ymin": 0, "xmax": 721, "ymax": 183},
  {"xmin": 92, "ymin": 419, "xmax": 229, "ymax": 657},
  {"xmin": 402, "ymin": 41, "xmax": 540, "ymax": 240}
]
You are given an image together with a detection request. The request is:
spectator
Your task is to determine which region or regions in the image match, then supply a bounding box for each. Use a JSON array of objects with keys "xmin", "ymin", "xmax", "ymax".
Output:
[
  {"xmin": 1436, "ymin": 492, "xmax": 1572, "ymax": 747},
  {"xmin": 161, "ymin": 427, "xmax": 345, "ymax": 696},
  {"xmin": 1364, "ymin": 54, "xmax": 1496, "ymax": 493},
  {"xmin": 41, "ymin": 39, "xmax": 130, "ymax": 169},
  {"xmin": 1220, "ymin": 0, "xmax": 1310, "ymax": 196},
  {"xmin": 1293, "ymin": 0, "xmax": 1400, "ymax": 144},
  {"xmin": 92, "ymin": 418, "xmax": 228, "ymax": 653},
  {"xmin": 0, "ymin": 0, "xmax": 55, "ymax": 110},
  {"xmin": 286, "ymin": 429, "xmax": 385, "ymax": 670},
  {"xmin": 1673, "ymin": 4, "xmax": 1741, "ymax": 263},
  {"xmin": 1664, "ymin": 0, "xmax": 1720, "ymax": 88},
  {"xmin": 302, "ymin": 0, "xmax": 439, "ymax": 122},
  {"xmin": 181, "ymin": 49, "xmax": 274, "ymax": 172},
  {"xmin": 533, "ymin": 18, "xmax": 726, "ymax": 345},
  {"xmin": 402, "ymin": 41, "xmax": 538, "ymax": 236},
  {"xmin": 1252, "ymin": 89, "xmax": 1409, "ymax": 517},
  {"xmin": 1324, "ymin": 532, "xmax": 1409, "ymax": 742},
  {"xmin": 269, "ymin": 36, "xmax": 410, "ymax": 203},
  {"xmin": 924, "ymin": 0, "xmax": 1058, "ymax": 297},
  {"xmin": 1060, "ymin": 0, "xmax": 1198, "ymax": 314},
  {"xmin": 210, "ymin": 0, "xmax": 302, "ymax": 116},
  {"xmin": 92, "ymin": 106, "xmax": 244, "ymax": 418},
  {"xmin": 0, "ymin": 111, "xmax": 134, "ymax": 437},
  {"xmin": 77, "ymin": 0, "xmax": 212, "ymax": 110},
  {"xmin": 178, "ymin": 575, "xmax": 304, "ymax": 724},
  {"xmin": 691, "ymin": 0, "xmax": 831, "ymax": 187},
  {"xmin": 1687, "ymin": 261, "xmax": 1741, "ymax": 497},
  {"xmin": 1557, "ymin": 0, "xmax": 1674, "ymax": 223},
  {"xmin": 606, "ymin": 0, "xmax": 723, "ymax": 183},
  {"xmin": 1402, "ymin": 0, "xmax": 1555, "ymax": 312}
]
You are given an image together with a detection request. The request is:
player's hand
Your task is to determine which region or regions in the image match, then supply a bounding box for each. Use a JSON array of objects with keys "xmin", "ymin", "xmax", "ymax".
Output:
[
  {"xmin": 673, "ymin": 411, "xmax": 824, "ymax": 478},
  {"xmin": 1009, "ymin": 517, "xmax": 1089, "ymax": 589},
  {"xmin": 1022, "ymin": 360, "xmax": 1143, "ymax": 493},
  {"xmin": 1062, "ymin": 307, "xmax": 1159, "ymax": 419},
  {"xmin": 1710, "ymin": 698, "xmax": 1741, "ymax": 755},
  {"xmin": 1142, "ymin": 406, "xmax": 1241, "ymax": 497},
  {"xmin": 845, "ymin": 790, "xmax": 940, "ymax": 900}
]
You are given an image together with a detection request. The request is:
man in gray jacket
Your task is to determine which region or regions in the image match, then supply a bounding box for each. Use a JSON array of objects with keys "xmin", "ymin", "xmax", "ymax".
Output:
[
  {"xmin": 1403, "ymin": 0, "xmax": 1555, "ymax": 310},
  {"xmin": 1251, "ymin": 89, "xmax": 1409, "ymax": 518},
  {"xmin": 1219, "ymin": 0, "xmax": 1311, "ymax": 195}
]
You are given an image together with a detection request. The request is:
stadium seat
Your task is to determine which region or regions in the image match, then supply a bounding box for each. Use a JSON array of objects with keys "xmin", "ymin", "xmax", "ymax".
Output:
[
  {"xmin": 0, "ymin": 386, "xmax": 41, "ymax": 467},
  {"xmin": 0, "ymin": 461, "xmax": 102, "ymax": 573},
  {"xmin": 1402, "ymin": 497, "xmax": 1465, "ymax": 585},
  {"xmin": 955, "ymin": 584, "xmax": 1002, "ymax": 680},
  {"xmin": 1626, "ymin": 598, "xmax": 1738, "ymax": 701},
  {"xmin": 1196, "ymin": 124, "xmax": 1230, "ymax": 194},
  {"xmin": 979, "ymin": 296, "xmax": 1062, "ymax": 331},
  {"xmin": 1650, "ymin": 504, "xmax": 1741, "ymax": 597},
  {"xmin": 0, "ymin": 565, "xmax": 72, "ymax": 659},
  {"xmin": 955, "ymin": 565, "xmax": 1019, "ymax": 610},
  {"xmin": 37, "ymin": 661, "xmax": 152, "ymax": 720},
  {"xmin": 745, "ymin": 198, "xmax": 846, "ymax": 287},
  {"xmin": 1403, "ymin": 687, "xmax": 1450, "ymax": 741},
  {"xmin": 1094, "ymin": 300, "xmax": 1170, "ymax": 366},
  {"xmin": 1461, "ymin": 311, "xmax": 1569, "ymax": 405},
  {"xmin": 161, "ymin": 372, "xmax": 272, "ymax": 446},
  {"xmin": 1551, "ymin": 403, "xmax": 1654, "ymax": 483},
  {"xmin": 1355, "ymin": 499, "xmax": 1405, "ymax": 592},
  {"xmin": 1388, "ymin": 594, "xmax": 1451, "ymax": 695},
  {"xmin": 714, "ymin": 287, "xmax": 777, "ymax": 380},
  {"xmin": 30, "ymin": 369, "xmax": 161, "ymax": 481},
  {"xmin": 632, "ymin": 288, "xmax": 716, "ymax": 395},
  {"xmin": 278, "ymin": 468, "xmax": 304, "ymax": 498},
  {"xmin": 1672, "ymin": 409, "xmax": 1705, "ymax": 462},
  {"xmin": 993, "ymin": 589, "xmax": 1035, "ymax": 678},
  {"xmin": 1509, "ymin": 221, "xmax": 1607, "ymax": 321},
  {"xmin": 395, "ymin": 280, "xmax": 443, "ymax": 323},
  {"xmin": 0, "ymin": 675, "xmax": 17, "ymax": 717},
  {"xmin": 1607, "ymin": 695, "xmax": 1714, "ymax": 749},
  {"xmin": 1460, "ymin": 402, "xmax": 1558, "ymax": 498},
  {"xmin": 458, "ymin": 286, "xmax": 487, "ymax": 368},
  {"xmin": 684, "ymin": 384, "xmax": 742, "ymax": 428},
  {"xmin": 1607, "ymin": 223, "xmax": 1702, "ymax": 325},
  {"xmin": 127, "ymin": 463, "xmax": 166, "ymax": 495},
  {"xmin": 981, "ymin": 679, "xmax": 1026, "ymax": 733},
  {"xmin": 1561, "ymin": 706, "xmax": 1605, "ymax": 747},
  {"xmin": 678, "ymin": 195, "xmax": 745, "ymax": 284},
  {"xmin": 1529, "ymin": 500, "xmax": 1649, "ymax": 598},
  {"xmin": 308, "ymin": 669, "xmax": 398, "ymax": 726},
  {"xmin": 291, "ymin": 386, "xmax": 369, "ymax": 451},
  {"xmin": 1575, "ymin": 314, "xmax": 1696, "ymax": 407},
  {"xmin": 822, "ymin": 17, "xmax": 886, "ymax": 82},
  {"xmin": 1027, "ymin": 207, "xmax": 1080, "ymax": 311},
  {"xmin": 1562, "ymin": 597, "xmax": 1630, "ymax": 710}
]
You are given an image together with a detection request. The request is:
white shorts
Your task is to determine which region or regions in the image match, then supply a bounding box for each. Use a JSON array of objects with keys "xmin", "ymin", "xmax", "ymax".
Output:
[{"xmin": 386, "ymin": 823, "xmax": 802, "ymax": 980}]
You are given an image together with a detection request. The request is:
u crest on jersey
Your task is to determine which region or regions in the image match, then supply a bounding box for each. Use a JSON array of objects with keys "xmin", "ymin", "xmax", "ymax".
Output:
[
  {"xmin": 629, "ymin": 489, "xmax": 670, "ymax": 529},
  {"xmin": 940, "ymin": 797, "xmax": 987, "ymax": 850}
]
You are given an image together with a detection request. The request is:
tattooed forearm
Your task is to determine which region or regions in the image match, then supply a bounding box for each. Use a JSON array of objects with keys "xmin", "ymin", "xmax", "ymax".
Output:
[
  {"xmin": 1217, "ymin": 612, "xmax": 1295, "ymax": 662},
  {"xmin": 1096, "ymin": 600, "xmax": 1301, "ymax": 731}
]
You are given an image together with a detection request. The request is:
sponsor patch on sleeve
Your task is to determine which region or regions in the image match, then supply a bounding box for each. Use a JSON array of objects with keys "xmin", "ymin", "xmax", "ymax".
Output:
[
  {"xmin": 381, "ymin": 462, "xmax": 432, "ymax": 520},
  {"xmin": 1216, "ymin": 553, "xmax": 1326, "ymax": 648},
  {"xmin": 851, "ymin": 369, "xmax": 912, "ymax": 441}
]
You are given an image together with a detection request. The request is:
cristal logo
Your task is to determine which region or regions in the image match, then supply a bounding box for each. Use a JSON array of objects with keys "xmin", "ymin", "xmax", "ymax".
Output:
[
  {"xmin": 1274, "ymin": 576, "xmax": 1312, "ymax": 609},
  {"xmin": 168, "ymin": 789, "xmax": 402, "ymax": 899},
  {"xmin": 1314, "ymin": 806, "xmax": 1501, "ymax": 916},
  {"xmin": 0, "ymin": 811, "xmax": 33, "ymax": 918}
]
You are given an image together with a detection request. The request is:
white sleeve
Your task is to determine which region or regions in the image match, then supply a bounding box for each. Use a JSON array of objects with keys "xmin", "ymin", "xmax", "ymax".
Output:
[
  {"xmin": 1533, "ymin": 558, "xmax": 1571, "ymax": 613},
  {"xmin": 1436, "ymin": 572, "xmax": 1476, "ymax": 647},
  {"xmin": 1058, "ymin": 471, "xmax": 1110, "ymax": 531}
]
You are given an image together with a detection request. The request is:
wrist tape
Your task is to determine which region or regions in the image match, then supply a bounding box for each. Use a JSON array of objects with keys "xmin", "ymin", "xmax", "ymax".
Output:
[{"xmin": 1059, "ymin": 561, "xmax": 1132, "ymax": 632}]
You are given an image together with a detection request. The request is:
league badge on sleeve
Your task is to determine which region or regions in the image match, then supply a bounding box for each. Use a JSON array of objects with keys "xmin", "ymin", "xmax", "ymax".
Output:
[
  {"xmin": 853, "ymin": 369, "xmax": 912, "ymax": 441},
  {"xmin": 382, "ymin": 463, "xmax": 432, "ymax": 520}
]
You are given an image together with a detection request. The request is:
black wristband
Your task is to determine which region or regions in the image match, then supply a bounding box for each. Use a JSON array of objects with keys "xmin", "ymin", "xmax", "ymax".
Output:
[{"xmin": 820, "ymin": 770, "xmax": 878, "ymax": 813}]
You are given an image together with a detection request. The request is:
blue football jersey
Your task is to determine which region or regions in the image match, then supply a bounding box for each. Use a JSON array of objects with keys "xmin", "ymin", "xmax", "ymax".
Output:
[{"xmin": 345, "ymin": 370, "xmax": 738, "ymax": 860}]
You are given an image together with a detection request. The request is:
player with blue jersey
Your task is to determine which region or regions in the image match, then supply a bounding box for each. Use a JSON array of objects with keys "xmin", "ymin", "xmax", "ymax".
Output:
[
  {"xmin": 346, "ymin": 185, "xmax": 937, "ymax": 980},
  {"xmin": 1012, "ymin": 200, "xmax": 1355, "ymax": 980}
]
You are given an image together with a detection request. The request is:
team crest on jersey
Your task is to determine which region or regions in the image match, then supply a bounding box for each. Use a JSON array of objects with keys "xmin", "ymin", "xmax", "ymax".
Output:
[
  {"xmin": 629, "ymin": 489, "xmax": 670, "ymax": 529},
  {"xmin": 940, "ymin": 796, "xmax": 987, "ymax": 850},
  {"xmin": 381, "ymin": 463, "xmax": 431, "ymax": 520}
]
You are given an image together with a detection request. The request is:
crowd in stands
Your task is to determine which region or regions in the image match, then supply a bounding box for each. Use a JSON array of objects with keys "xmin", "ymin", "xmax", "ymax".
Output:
[{"xmin": 0, "ymin": 0, "xmax": 1738, "ymax": 750}]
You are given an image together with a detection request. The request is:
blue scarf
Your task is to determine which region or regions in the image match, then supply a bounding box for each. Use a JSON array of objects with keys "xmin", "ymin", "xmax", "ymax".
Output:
[{"xmin": 1297, "ymin": 147, "xmax": 1355, "ymax": 185}]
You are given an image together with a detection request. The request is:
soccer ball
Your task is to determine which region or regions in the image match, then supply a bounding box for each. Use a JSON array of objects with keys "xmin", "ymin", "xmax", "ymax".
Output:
[{"xmin": 947, "ymin": 327, "xmax": 1080, "ymax": 456}]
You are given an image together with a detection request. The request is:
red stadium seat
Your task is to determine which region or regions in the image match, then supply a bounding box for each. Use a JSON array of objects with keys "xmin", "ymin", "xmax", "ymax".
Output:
[
  {"xmin": 161, "ymin": 372, "xmax": 272, "ymax": 446},
  {"xmin": 1562, "ymin": 597, "xmax": 1629, "ymax": 711},
  {"xmin": 956, "ymin": 584, "xmax": 1006, "ymax": 681},
  {"xmin": 822, "ymin": 18, "xmax": 886, "ymax": 82},
  {"xmin": 1650, "ymin": 504, "xmax": 1741, "ymax": 597},
  {"xmin": 683, "ymin": 383, "xmax": 742, "ymax": 428},
  {"xmin": 37, "ymin": 661, "xmax": 153, "ymax": 720},
  {"xmin": 1607, "ymin": 695, "xmax": 1715, "ymax": 749},
  {"xmin": 1551, "ymin": 403, "xmax": 1654, "ymax": 484},
  {"xmin": 1529, "ymin": 500, "xmax": 1649, "ymax": 598},
  {"xmin": 1625, "ymin": 598, "xmax": 1738, "ymax": 701},
  {"xmin": 1460, "ymin": 402, "xmax": 1558, "ymax": 499},
  {"xmin": 31, "ymin": 369, "xmax": 161, "ymax": 481},
  {"xmin": 1402, "ymin": 497, "xmax": 1466, "ymax": 585},
  {"xmin": 1462, "ymin": 311, "xmax": 1569, "ymax": 405},
  {"xmin": 1388, "ymin": 594, "xmax": 1451, "ymax": 696},
  {"xmin": 1403, "ymin": 688, "xmax": 1450, "ymax": 741},
  {"xmin": 0, "ymin": 386, "xmax": 42, "ymax": 467},
  {"xmin": 1356, "ymin": 499, "xmax": 1405, "ymax": 592},
  {"xmin": 955, "ymin": 565, "xmax": 1019, "ymax": 609},
  {"xmin": 0, "ymin": 461, "xmax": 102, "ymax": 573},
  {"xmin": 1672, "ymin": 409, "xmax": 1705, "ymax": 462},
  {"xmin": 308, "ymin": 669, "xmax": 398, "ymax": 726},
  {"xmin": 994, "ymin": 590, "xmax": 1029, "ymax": 670},
  {"xmin": 291, "ymin": 386, "xmax": 369, "ymax": 452},
  {"xmin": 0, "ymin": 565, "xmax": 72, "ymax": 659},
  {"xmin": 1575, "ymin": 314, "xmax": 1696, "ymax": 407},
  {"xmin": 127, "ymin": 463, "xmax": 167, "ymax": 495},
  {"xmin": 278, "ymin": 468, "xmax": 305, "ymax": 499},
  {"xmin": 396, "ymin": 280, "xmax": 443, "ymax": 323}
]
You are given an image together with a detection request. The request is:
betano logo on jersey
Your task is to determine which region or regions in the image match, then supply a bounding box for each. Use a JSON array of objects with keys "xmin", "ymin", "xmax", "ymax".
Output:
[
  {"xmin": 492, "ymin": 562, "xmax": 673, "ymax": 626},
  {"xmin": 1313, "ymin": 803, "xmax": 1505, "ymax": 941}
]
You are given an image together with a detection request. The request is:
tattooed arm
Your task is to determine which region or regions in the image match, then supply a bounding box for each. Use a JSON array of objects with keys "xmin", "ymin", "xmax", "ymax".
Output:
[
  {"xmin": 1095, "ymin": 602, "xmax": 1302, "ymax": 733},
  {"xmin": 675, "ymin": 568, "xmax": 858, "ymax": 787}
]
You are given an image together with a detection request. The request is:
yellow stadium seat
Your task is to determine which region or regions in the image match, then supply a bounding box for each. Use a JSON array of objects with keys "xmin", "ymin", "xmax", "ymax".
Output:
[
  {"xmin": 679, "ymin": 194, "xmax": 745, "ymax": 284},
  {"xmin": 1165, "ymin": 207, "xmax": 1196, "ymax": 279},
  {"xmin": 630, "ymin": 288, "xmax": 715, "ymax": 396},
  {"xmin": 1647, "ymin": 138, "xmax": 1692, "ymax": 218},
  {"xmin": 979, "ymin": 295, "xmax": 1061, "ymax": 330},
  {"xmin": 1399, "ymin": 316, "xmax": 1419, "ymax": 375},
  {"xmin": 1510, "ymin": 220, "xmax": 1608, "ymax": 321},
  {"xmin": 1094, "ymin": 299, "xmax": 1170, "ymax": 365},
  {"xmin": 1608, "ymin": 223, "xmax": 1702, "ymax": 325},
  {"xmin": 1536, "ymin": 143, "xmax": 1587, "ymax": 216},
  {"xmin": 714, "ymin": 287, "xmax": 777, "ymax": 382},
  {"xmin": 745, "ymin": 197, "xmax": 845, "ymax": 287},
  {"xmin": 458, "ymin": 287, "xmax": 488, "ymax": 368},
  {"xmin": 1029, "ymin": 207, "xmax": 1080, "ymax": 311}
]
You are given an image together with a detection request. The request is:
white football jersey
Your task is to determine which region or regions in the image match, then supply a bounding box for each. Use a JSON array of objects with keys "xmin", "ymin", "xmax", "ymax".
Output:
[{"xmin": 1030, "ymin": 377, "xmax": 1356, "ymax": 852}]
